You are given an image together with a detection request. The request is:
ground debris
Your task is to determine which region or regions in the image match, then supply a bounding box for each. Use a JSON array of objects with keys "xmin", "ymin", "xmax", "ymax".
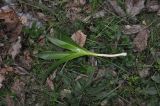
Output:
[
  {"xmin": 125, "ymin": 0, "xmax": 145, "ymax": 17},
  {"xmin": 107, "ymin": 0, "xmax": 126, "ymax": 17},
  {"xmin": 8, "ymin": 36, "xmax": 22, "ymax": 60},
  {"xmin": 138, "ymin": 68, "xmax": 150, "ymax": 78},
  {"xmin": 0, "ymin": 5, "xmax": 22, "ymax": 42},
  {"xmin": 146, "ymin": 0, "xmax": 160, "ymax": 12},
  {"xmin": 6, "ymin": 95, "xmax": 15, "ymax": 106},
  {"xmin": 71, "ymin": 30, "xmax": 87, "ymax": 47},
  {"xmin": 122, "ymin": 25, "xmax": 143, "ymax": 35},
  {"xmin": 133, "ymin": 28, "xmax": 150, "ymax": 52}
]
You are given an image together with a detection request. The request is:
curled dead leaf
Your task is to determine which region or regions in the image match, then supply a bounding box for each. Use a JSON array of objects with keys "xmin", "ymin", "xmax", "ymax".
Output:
[
  {"xmin": 133, "ymin": 28, "xmax": 150, "ymax": 52},
  {"xmin": 125, "ymin": 0, "xmax": 145, "ymax": 17},
  {"xmin": 71, "ymin": 30, "xmax": 87, "ymax": 47}
]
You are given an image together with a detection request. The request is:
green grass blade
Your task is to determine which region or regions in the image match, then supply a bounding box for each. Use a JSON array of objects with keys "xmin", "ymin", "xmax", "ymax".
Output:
[
  {"xmin": 36, "ymin": 51, "xmax": 74, "ymax": 60},
  {"xmin": 47, "ymin": 36, "xmax": 83, "ymax": 52}
]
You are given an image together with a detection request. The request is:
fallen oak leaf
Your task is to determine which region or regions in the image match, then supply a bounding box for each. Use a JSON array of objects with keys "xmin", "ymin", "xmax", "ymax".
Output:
[
  {"xmin": 71, "ymin": 30, "xmax": 87, "ymax": 47},
  {"xmin": 125, "ymin": 0, "xmax": 145, "ymax": 17}
]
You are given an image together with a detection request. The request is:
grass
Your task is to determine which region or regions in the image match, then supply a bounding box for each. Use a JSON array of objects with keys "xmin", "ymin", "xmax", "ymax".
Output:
[{"xmin": 1, "ymin": 0, "xmax": 160, "ymax": 106}]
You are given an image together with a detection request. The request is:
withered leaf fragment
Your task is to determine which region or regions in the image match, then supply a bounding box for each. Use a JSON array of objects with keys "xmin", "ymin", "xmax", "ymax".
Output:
[
  {"xmin": 107, "ymin": 0, "xmax": 126, "ymax": 17},
  {"xmin": 71, "ymin": 30, "xmax": 87, "ymax": 47},
  {"xmin": 125, "ymin": 0, "xmax": 145, "ymax": 17},
  {"xmin": 133, "ymin": 28, "xmax": 150, "ymax": 52}
]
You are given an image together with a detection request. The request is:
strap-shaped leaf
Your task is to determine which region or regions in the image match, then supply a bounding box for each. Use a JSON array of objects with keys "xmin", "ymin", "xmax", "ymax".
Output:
[
  {"xmin": 36, "ymin": 51, "xmax": 74, "ymax": 60},
  {"xmin": 43, "ymin": 52, "xmax": 86, "ymax": 82},
  {"xmin": 47, "ymin": 36, "xmax": 83, "ymax": 52}
]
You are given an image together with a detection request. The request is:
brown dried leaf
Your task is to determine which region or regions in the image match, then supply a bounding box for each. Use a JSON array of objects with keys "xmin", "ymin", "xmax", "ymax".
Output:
[
  {"xmin": 0, "ymin": 8, "xmax": 19, "ymax": 24},
  {"xmin": 122, "ymin": 25, "xmax": 143, "ymax": 35},
  {"xmin": 46, "ymin": 70, "xmax": 57, "ymax": 90},
  {"xmin": 146, "ymin": 0, "xmax": 159, "ymax": 12},
  {"xmin": 11, "ymin": 79, "xmax": 25, "ymax": 105},
  {"xmin": 11, "ymin": 79, "xmax": 25, "ymax": 95},
  {"xmin": 133, "ymin": 28, "xmax": 150, "ymax": 52},
  {"xmin": 107, "ymin": 0, "xmax": 126, "ymax": 17},
  {"xmin": 13, "ymin": 66, "xmax": 29, "ymax": 75},
  {"xmin": 46, "ymin": 77, "xmax": 54, "ymax": 90},
  {"xmin": 125, "ymin": 0, "xmax": 145, "ymax": 17},
  {"xmin": 16, "ymin": 50, "xmax": 33, "ymax": 70},
  {"xmin": 0, "ymin": 6, "xmax": 22, "ymax": 41},
  {"xmin": 71, "ymin": 30, "xmax": 87, "ymax": 47},
  {"xmin": 66, "ymin": 0, "xmax": 90, "ymax": 21},
  {"xmin": 0, "ymin": 66, "xmax": 14, "ymax": 74},
  {"xmin": 8, "ymin": 36, "xmax": 22, "ymax": 59}
]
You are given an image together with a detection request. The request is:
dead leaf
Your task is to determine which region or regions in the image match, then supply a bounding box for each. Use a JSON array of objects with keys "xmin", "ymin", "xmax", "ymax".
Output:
[
  {"xmin": 13, "ymin": 66, "xmax": 29, "ymax": 75},
  {"xmin": 16, "ymin": 50, "xmax": 33, "ymax": 70},
  {"xmin": 73, "ymin": 0, "xmax": 86, "ymax": 6},
  {"xmin": 0, "ymin": 66, "xmax": 13, "ymax": 74},
  {"xmin": 71, "ymin": 30, "xmax": 87, "ymax": 47},
  {"xmin": 11, "ymin": 79, "xmax": 25, "ymax": 94},
  {"xmin": 0, "ymin": 74, "xmax": 5, "ymax": 88},
  {"xmin": 0, "ymin": 6, "xmax": 22, "ymax": 41},
  {"xmin": 46, "ymin": 70, "xmax": 57, "ymax": 90},
  {"xmin": 37, "ymin": 12, "xmax": 49, "ymax": 21},
  {"xmin": 46, "ymin": 77, "xmax": 54, "ymax": 90},
  {"xmin": 125, "ymin": 0, "xmax": 145, "ymax": 17},
  {"xmin": 38, "ymin": 35, "xmax": 45, "ymax": 46},
  {"xmin": 11, "ymin": 79, "xmax": 25, "ymax": 105},
  {"xmin": 8, "ymin": 36, "xmax": 22, "ymax": 59},
  {"xmin": 65, "ymin": 0, "xmax": 91, "ymax": 21},
  {"xmin": 107, "ymin": 0, "xmax": 126, "ymax": 17},
  {"xmin": 6, "ymin": 95, "xmax": 15, "ymax": 106},
  {"xmin": 138, "ymin": 68, "xmax": 150, "ymax": 78},
  {"xmin": 146, "ymin": 0, "xmax": 159, "ymax": 12},
  {"xmin": 133, "ymin": 28, "xmax": 150, "ymax": 52},
  {"xmin": 122, "ymin": 25, "xmax": 143, "ymax": 35},
  {"xmin": 60, "ymin": 89, "xmax": 71, "ymax": 100}
]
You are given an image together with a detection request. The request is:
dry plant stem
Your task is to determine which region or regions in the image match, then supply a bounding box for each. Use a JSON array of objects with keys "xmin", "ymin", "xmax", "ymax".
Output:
[{"xmin": 95, "ymin": 53, "xmax": 127, "ymax": 57}]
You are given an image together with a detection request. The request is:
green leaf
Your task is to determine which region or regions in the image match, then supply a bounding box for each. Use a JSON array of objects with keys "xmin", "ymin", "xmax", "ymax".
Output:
[
  {"xmin": 47, "ymin": 36, "xmax": 84, "ymax": 52},
  {"xmin": 36, "ymin": 51, "xmax": 74, "ymax": 60},
  {"xmin": 43, "ymin": 52, "xmax": 86, "ymax": 82}
]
